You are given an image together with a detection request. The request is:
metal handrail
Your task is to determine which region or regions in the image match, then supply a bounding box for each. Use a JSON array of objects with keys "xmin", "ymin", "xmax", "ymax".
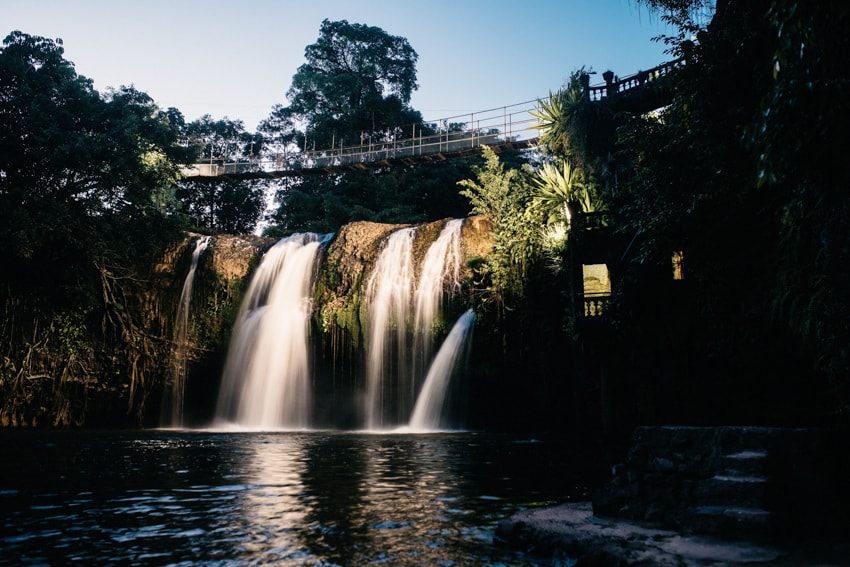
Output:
[
  {"xmin": 183, "ymin": 99, "xmax": 542, "ymax": 178},
  {"xmin": 182, "ymin": 59, "xmax": 682, "ymax": 178}
]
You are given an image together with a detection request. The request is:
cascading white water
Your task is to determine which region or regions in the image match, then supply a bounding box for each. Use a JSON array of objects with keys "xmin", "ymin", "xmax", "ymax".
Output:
[
  {"xmin": 412, "ymin": 219, "xmax": 464, "ymax": 381},
  {"xmin": 162, "ymin": 235, "xmax": 210, "ymax": 428},
  {"xmin": 409, "ymin": 309, "xmax": 475, "ymax": 431},
  {"xmin": 214, "ymin": 233, "xmax": 329, "ymax": 430},
  {"xmin": 364, "ymin": 227, "xmax": 417, "ymax": 429}
]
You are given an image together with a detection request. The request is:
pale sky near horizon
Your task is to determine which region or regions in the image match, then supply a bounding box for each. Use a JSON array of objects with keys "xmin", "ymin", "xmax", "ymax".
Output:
[{"xmin": 3, "ymin": 0, "xmax": 682, "ymax": 132}]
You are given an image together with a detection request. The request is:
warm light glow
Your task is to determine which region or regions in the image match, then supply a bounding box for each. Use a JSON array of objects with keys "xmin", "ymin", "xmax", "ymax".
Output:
[
  {"xmin": 582, "ymin": 264, "xmax": 611, "ymax": 317},
  {"xmin": 582, "ymin": 264, "xmax": 611, "ymax": 297},
  {"xmin": 672, "ymin": 250, "xmax": 685, "ymax": 280}
]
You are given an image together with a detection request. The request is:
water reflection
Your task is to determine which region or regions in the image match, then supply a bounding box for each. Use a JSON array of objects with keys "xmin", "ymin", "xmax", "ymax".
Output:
[
  {"xmin": 234, "ymin": 434, "xmax": 311, "ymax": 563},
  {"xmin": 0, "ymin": 430, "xmax": 586, "ymax": 566}
]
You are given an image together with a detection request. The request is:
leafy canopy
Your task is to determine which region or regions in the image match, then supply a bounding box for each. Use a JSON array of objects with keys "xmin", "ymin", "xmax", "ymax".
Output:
[
  {"xmin": 459, "ymin": 147, "xmax": 542, "ymax": 310},
  {"xmin": 0, "ymin": 31, "xmax": 189, "ymax": 301},
  {"xmin": 283, "ymin": 19, "xmax": 423, "ymax": 149}
]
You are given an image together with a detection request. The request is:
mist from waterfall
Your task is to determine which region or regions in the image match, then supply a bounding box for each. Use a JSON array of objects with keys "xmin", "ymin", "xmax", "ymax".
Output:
[
  {"xmin": 162, "ymin": 235, "xmax": 210, "ymax": 428},
  {"xmin": 409, "ymin": 309, "xmax": 475, "ymax": 431},
  {"xmin": 364, "ymin": 227, "xmax": 417, "ymax": 429},
  {"xmin": 214, "ymin": 233, "xmax": 330, "ymax": 430}
]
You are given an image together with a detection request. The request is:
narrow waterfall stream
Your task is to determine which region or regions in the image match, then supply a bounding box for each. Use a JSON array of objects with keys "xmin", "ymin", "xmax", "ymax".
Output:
[
  {"xmin": 409, "ymin": 309, "xmax": 475, "ymax": 431},
  {"xmin": 364, "ymin": 227, "xmax": 417, "ymax": 429},
  {"xmin": 412, "ymin": 219, "xmax": 464, "ymax": 384},
  {"xmin": 161, "ymin": 235, "xmax": 210, "ymax": 428},
  {"xmin": 214, "ymin": 233, "xmax": 330, "ymax": 430}
]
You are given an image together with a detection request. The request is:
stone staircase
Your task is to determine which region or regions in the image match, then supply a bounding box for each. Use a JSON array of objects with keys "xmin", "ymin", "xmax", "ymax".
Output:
[
  {"xmin": 686, "ymin": 447, "xmax": 772, "ymax": 539},
  {"xmin": 592, "ymin": 426, "xmax": 836, "ymax": 542}
]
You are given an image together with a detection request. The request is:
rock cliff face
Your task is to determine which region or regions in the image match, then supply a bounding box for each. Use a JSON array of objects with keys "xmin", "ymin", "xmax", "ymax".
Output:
[
  {"xmin": 0, "ymin": 218, "xmax": 493, "ymax": 428},
  {"xmin": 0, "ymin": 233, "xmax": 271, "ymax": 428},
  {"xmin": 315, "ymin": 217, "xmax": 492, "ymax": 344}
]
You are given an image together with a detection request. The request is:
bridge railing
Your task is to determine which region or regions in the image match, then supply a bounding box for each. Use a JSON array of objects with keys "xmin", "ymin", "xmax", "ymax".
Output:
[
  {"xmin": 586, "ymin": 58, "xmax": 684, "ymax": 102},
  {"xmin": 182, "ymin": 59, "xmax": 683, "ymax": 178},
  {"xmin": 182, "ymin": 99, "xmax": 542, "ymax": 177}
]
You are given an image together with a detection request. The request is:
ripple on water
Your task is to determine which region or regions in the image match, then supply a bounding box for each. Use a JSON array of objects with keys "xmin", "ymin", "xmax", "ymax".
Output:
[{"xmin": 0, "ymin": 430, "xmax": 588, "ymax": 567}]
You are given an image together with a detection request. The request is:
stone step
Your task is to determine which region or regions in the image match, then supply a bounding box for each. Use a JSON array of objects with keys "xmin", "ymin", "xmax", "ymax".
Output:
[
  {"xmin": 694, "ymin": 474, "xmax": 768, "ymax": 508},
  {"xmin": 716, "ymin": 450, "xmax": 768, "ymax": 475}
]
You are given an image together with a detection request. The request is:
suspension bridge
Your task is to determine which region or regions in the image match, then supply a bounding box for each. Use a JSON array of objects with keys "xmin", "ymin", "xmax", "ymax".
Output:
[{"xmin": 182, "ymin": 59, "xmax": 682, "ymax": 180}]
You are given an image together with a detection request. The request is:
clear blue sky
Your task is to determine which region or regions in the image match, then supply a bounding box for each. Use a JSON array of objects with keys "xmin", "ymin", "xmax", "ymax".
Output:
[{"xmin": 3, "ymin": 0, "xmax": 679, "ymax": 132}]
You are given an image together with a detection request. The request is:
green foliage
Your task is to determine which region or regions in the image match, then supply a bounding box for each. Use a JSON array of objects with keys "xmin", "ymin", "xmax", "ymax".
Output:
[
  {"xmin": 609, "ymin": 0, "xmax": 850, "ymax": 424},
  {"xmin": 195, "ymin": 272, "xmax": 247, "ymax": 352},
  {"xmin": 744, "ymin": 0, "xmax": 850, "ymax": 409},
  {"xmin": 0, "ymin": 31, "xmax": 188, "ymax": 305},
  {"xmin": 53, "ymin": 309, "xmax": 92, "ymax": 358},
  {"xmin": 267, "ymin": 160, "xmax": 476, "ymax": 235},
  {"xmin": 531, "ymin": 69, "xmax": 616, "ymax": 175},
  {"xmin": 184, "ymin": 115, "xmax": 258, "ymax": 160},
  {"xmin": 531, "ymin": 80, "xmax": 586, "ymax": 158},
  {"xmin": 459, "ymin": 147, "xmax": 543, "ymax": 310},
  {"xmin": 314, "ymin": 254, "xmax": 364, "ymax": 345},
  {"xmin": 283, "ymin": 19, "xmax": 423, "ymax": 150},
  {"xmin": 531, "ymin": 159, "xmax": 600, "ymax": 223},
  {"xmin": 258, "ymin": 19, "xmax": 475, "ymax": 232},
  {"xmin": 178, "ymin": 178, "xmax": 266, "ymax": 234},
  {"xmin": 176, "ymin": 115, "xmax": 266, "ymax": 234}
]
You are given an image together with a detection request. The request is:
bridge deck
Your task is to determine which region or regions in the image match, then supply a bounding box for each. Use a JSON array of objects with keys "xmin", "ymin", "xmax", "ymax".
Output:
[
  {"xmin": 182, "ymin": 59, "xmax": 681, "ymax": 180},
  {"xmin": 184, "ymin": 139, "xmax": 539, "ymax": 181}
]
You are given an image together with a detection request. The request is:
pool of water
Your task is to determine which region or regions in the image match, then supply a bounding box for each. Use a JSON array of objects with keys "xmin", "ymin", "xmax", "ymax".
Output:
[{"xmin": 0, "ymin": 430, "xmax": 591, "ymax": 565}]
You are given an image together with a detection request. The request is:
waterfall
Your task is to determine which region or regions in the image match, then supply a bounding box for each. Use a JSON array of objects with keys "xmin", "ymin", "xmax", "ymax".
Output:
[
  {"xmin": 412, "ymin": 219, "xmax": 464, "ymax": 381},
  {"xmin": 162, "ymin": 235, "xmax": 210, "ymax": 428},
  {"xmin": 364, "ymin": 227, "xmax": 417, "ymax": 429},
  {"xmin": 409, "ymin": 309, "xmax": 475, "ymax": 431},
  {"xmin": 214, "ymin": 233, "xmax": 330, "ymax": 430},
  {"xmin": 363, "ymin": 220, "xmax": 466, "ymax": 430}
]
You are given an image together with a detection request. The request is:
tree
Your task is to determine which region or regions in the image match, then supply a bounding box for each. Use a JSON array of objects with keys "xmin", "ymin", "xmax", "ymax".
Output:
[
  {"xmin": 0, "ymin": 31, "xmax": 190, "ymax": 301},
  {"xmin": 177, "ymin": 115, "xmax": 267, "ymax": 234},
  {"xmin": 532, "ymin": 159, "xmax": 598, "ymax": 224},
  {"xmin": 0, "ymin": 31, "xmax": 198, "ymax": 424},
  {"xmin": 178, "ymin": 178, "xmax": 266, "ymax": 235},
  {"xmin": 531, "ymin": 68, "xmax": 616, "ymax": 178},
  {"xmin": 261, "ymin": 19, "xmax": 487, "ymax": 234},
  {"xmin": 606, "ymin": 0, "xmax": 850, "ymax": 426},
  {"xmin": 184, "ymin": 114, "xmax": 261, "ymax": 162},
  {"xmin": 281, "ymin": 19, "xmax": 424, "ymax": 151},
  {"xmin": 266, "ymin": 158, "xmax": 478, "ymax": 236},
  {"xmin": 459, "ymin": 146, "xmax": 543, "ymax": 311},
  {"xmin": 744, "ymin": 0, "xmax": 850, "ymax": 410}
]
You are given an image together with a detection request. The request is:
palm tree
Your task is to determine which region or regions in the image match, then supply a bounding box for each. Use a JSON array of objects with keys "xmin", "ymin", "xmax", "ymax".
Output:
[
  {"xmin": 532, "ymin": 159, "xmax": 597, "ymax": 224},
  {"xmin": 530, "ymin": 68, "xmax": 591, "ymax": 159},
  {"xmin": 530, "ymin": 68, "xmax": 616, "ymax": 178}
]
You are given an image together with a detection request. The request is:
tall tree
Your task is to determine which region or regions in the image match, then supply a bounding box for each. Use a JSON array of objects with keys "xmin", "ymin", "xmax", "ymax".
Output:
[
  {"xmin": 282, "ymin": 18, "xmax": 424, "ymax": 151},
  {"xmin": 0, "ymin": 31, "xmax": 190, "ymax": 301},
  {"xmin": 261, "ymin": 18, "xmax": 480, "ymax": 234},
  {"xmin": 0, "ymin": 31, "xmax": 197, "ymax": 424}
]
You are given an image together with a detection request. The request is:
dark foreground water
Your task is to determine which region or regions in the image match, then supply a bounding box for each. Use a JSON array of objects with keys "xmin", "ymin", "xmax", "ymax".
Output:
[{"xmin": 0, "ymin": 430, "xmax": 591, "ymax": 566}]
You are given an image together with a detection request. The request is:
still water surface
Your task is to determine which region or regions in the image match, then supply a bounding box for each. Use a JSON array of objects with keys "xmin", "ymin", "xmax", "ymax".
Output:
[{"xmin": 0, "ymin": 430, "xmax": 589, "ymax": 565}]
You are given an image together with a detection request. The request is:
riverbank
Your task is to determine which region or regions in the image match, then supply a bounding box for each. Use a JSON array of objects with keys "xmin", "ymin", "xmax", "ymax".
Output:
[
  {"xmin": 496, "ymin": 501, "xmax": 849, "ymax": 566},
  {"xmin": 495, "ymin": 426, "xmax": 850, "ymax": 566}
]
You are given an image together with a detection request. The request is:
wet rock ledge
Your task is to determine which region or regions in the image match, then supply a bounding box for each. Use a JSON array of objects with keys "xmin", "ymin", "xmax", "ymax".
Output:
[{"xmin": 496, "ymin": 426, "xmax": 850, "ymax": 566}]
